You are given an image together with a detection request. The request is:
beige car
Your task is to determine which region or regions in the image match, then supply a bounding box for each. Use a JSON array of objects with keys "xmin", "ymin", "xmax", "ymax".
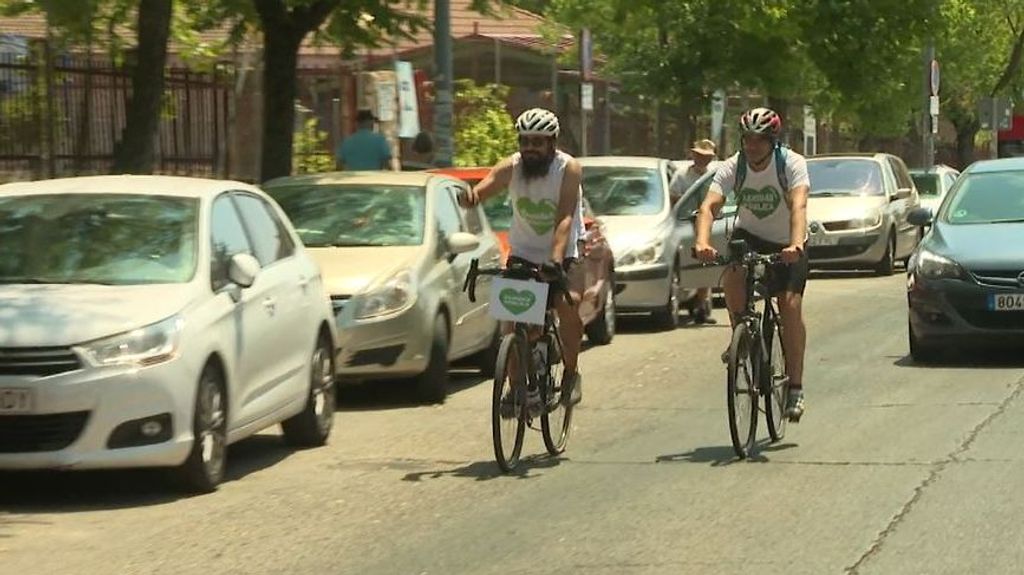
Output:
[
  {"xmin": 805, "ymin": 153, "xmax": 922, "ymax": 275},
  {"xmin": 263, "ymin": 172, "xmax": 503, "ymax": 403}
]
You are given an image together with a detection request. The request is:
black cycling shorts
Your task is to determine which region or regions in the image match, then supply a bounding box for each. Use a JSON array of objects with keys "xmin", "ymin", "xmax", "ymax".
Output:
[{"xmin": 731, "ymin": 228, "xmax": 809, "ymax": 296}]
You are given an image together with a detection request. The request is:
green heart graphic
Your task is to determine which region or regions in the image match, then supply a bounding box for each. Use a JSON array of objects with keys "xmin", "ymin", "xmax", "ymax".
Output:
[
  {"xmin": 738, "ymin": 186, "xmax": 781, "ymax": 219},
  {"xmin": 499, "ymin": 288, "xmax": 537, "ymax": 315},
  {"xmin": 515, "ymin": 197, "xmax": 557, "ymax": 235}
]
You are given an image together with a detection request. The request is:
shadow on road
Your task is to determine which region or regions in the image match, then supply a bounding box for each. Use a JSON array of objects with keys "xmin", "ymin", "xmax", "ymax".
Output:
[
  {"xmin": 401, "ymin": 454, "xmax": 563, "ymax": 483},
  {"xmin": 336, "ymin": 370, "xmax": 489, "ymax": 412},
  {"xmin": 0, "ymin": 434, "xmax": 296, "ymax": 512},
  {"xmin": 656, "ymin": 440, "xmax": 798, "ymax": 466},
  {"xmin": 893, "ymin": 349, "xmax": 1024, "ymax": 370}
]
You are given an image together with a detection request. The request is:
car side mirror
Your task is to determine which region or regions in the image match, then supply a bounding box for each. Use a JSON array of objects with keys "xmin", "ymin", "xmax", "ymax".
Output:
[
  {"xmin": 907, "ymin": 207, "xmax": 933, "ymax": 227},
  {"xmin": 228, "ymin": 253, "xmax": 261, "ymax": 288},
  {"xmin": 894, "ymin": 187, "xmax": 912, "ymax": 200},
  {"xmin": 446, "ymin": 231, "xmax": 479, "ymax": 262}
]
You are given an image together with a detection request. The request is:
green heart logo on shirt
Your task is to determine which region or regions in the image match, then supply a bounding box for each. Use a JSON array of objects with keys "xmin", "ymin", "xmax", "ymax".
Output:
[
  {"xmin": 515, "ymin": 198, "xmax": 557, "ymax": 235},
  {"xmin": 499, "ymin": 288, "xmax": 537, "ymax": 315},
  {"xmin": 738, "ymin": 186, "xmax": 782, "ymax": 220}
]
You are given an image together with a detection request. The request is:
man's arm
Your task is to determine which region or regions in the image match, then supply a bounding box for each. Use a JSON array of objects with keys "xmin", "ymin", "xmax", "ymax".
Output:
[
  {"xmin": 783, "ymin": 184, "xmax": 809, "ymax": 261},
  {"xmin": 551, "ymin": 158, "xmax": 582, "ymax": 263},
  {"xmin": 695, "ymin": 185, "xmax": 725, "ymax": 248},
  {"xmin": 460, "ymin": 157, "xmax": 514, "ymax": 207}
]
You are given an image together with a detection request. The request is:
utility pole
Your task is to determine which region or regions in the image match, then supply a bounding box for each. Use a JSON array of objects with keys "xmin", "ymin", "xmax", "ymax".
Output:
[
  {"xmin": 923, "ymin": 43, "xmax": 937, "ymax": 168},
  {"xmin": 433, "ymin": 0, "xmax": 454, "ymax": 167}
]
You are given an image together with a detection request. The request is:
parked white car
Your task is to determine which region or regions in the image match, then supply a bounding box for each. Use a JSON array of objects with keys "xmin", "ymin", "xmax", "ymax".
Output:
[{"xmin": 0, "ymin": 176, "xmax": 338, "ymax": 492}]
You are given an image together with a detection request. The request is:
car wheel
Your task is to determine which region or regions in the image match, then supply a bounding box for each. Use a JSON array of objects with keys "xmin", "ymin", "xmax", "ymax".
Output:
[
  {"xmin": 909, "ymin": 321, "xmax": 942, "ymax": 364},
  {"xmin": 652, "ymin": 266, "xmax": 680, "ymax": 330},
  {"xmin": 475, "ymin": 325, "xmax": 500, "ymax": 378},
  {"xmin": 281, "ymin": 333, "xmax": 336, "ymax": 447},
  {"xmin": 875, "ymin": 231, "xmax": 896, "ymax": 276},
  {"xmin": 585, "ymin": 272, "xmax": 616, "ymax": 345},
  {"xmin": 175, "ymin": 364, "xmax": 228, "ymax": 493},
  {"xmin": 415, "ymin": 317, "xmax": 450, "ymax": 403}
]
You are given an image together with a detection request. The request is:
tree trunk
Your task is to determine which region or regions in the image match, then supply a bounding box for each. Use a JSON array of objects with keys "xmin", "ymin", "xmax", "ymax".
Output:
[
  {"xmin": 955, "ymin": 123, "xmax": 978, "ymax": 170},
  {"xmin": 259, "ymin": 32, "xmax": 302, "ymax": 182},
  {"xmin": 112, "ymin": 0, "xmax": 172, "ymax": 174}
]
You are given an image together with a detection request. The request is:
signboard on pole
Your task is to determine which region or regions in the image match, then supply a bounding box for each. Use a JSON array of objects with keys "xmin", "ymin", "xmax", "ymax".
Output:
[
  {"xmin": 581, "ymin": 83, "xmax": 594, "ymax": 112},
  {"xmin": 930, "ymin": 59, "xmax": 940, "ymax": 96},
  {"xmin": 394, "ymin": 61, "xmax": 420, "ymax": 138},
  {"xmin": 710, "ymin": 89, "xmax": 725, "ymax": 145},
  {"xmin": 803, "ymin": 105, "xmax": 817, "ymax": 156}
]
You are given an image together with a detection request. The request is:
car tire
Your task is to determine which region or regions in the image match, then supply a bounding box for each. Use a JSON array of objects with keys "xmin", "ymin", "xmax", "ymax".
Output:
[
  {"xmin": 415, "ymin": 317, "xmax": 450, "ymax": 403},
  {"xmin": 585, "ymin": 272, "xmax": 616, "ymax": 345},
  {"xmin": 875, "ymin": 232, "xmax": 896, "ymax": 276},
  {"xmin": 175, "ymin": 364, "xmax": 228, "ymax": 493},
  {"xmin": 281, "ymin": 333, "xmax": 336, "ymax": 447},
  {"xmin": 909, "ymin": 321, "xmax": 942, "ymax": 364},
  {"xmin": 652, "ymin": 266, "xmax": 680, "ymax": 330},
  {"xmin": 475, "ymin": 326, "xmax": 500, "ymax": 378}
]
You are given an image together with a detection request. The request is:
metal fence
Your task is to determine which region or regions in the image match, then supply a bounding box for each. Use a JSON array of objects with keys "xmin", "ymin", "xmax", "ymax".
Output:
[{"xmin": 0, "ymin": 45, "xmax": 231, "ymax": 182}]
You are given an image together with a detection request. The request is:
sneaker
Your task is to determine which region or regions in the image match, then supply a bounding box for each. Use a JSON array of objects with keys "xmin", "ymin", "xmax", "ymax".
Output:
[
  {"xmin": 785, "ymin": 388, "xmax": 805, "ymax": 422},
  {"xmin": 693, "ymin": 303, "xmax": 718, "ymax": 325},
  {"xmin": 721, "ymin": 347, "xmax": 730, "ymax": 364},
  {"xmin": 499, "ymin": 390, "xmax": 518, "ymax": 419},
  {"xmin": 526, "ymin": 387, "xmax": 544, "ymax": 418},
  {"xmin": 560, "ymin": 372, "xmax": 582, "ymax": 406}
]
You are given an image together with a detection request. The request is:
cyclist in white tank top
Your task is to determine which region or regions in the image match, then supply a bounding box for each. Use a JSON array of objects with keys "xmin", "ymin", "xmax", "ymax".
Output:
[{"xmin": 458, "ymin": 108, "xmax": 585, "ymax": 408}]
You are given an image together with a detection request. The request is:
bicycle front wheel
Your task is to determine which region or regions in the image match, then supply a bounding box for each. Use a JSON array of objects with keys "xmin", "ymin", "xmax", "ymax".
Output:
[
  {"xmin": 541, "ymin": 336, "xmax": 573, "ymax": 456},
  {"xmin": 727, "ymin": 323, "xmax": 758, "ymax": 459},
  {"xmin": 763, "ymin": 317, "xmax": 788, "ymax": 442},
  {"xmin": 492, "ymin": 333, "xmax": 527, "ymax": 472}
]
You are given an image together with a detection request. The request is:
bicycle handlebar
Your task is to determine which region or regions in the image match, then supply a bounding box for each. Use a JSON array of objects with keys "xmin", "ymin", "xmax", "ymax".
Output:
[{"xmin": 463, "ymin": 258, "xmax": 573, "ymax": 307}]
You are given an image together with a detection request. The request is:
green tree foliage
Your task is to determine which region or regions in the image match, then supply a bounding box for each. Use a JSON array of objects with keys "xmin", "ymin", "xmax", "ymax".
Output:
[
  {"xmin": 292, "ymin": 117, "xmax": 334, "ymax": 174},
  {"xmin": 453, "ymin": 80, "xmax": 517, "ymax": 167}
]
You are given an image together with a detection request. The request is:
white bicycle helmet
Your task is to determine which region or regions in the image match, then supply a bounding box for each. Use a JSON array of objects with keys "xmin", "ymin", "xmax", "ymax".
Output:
[
  {"xmin": 739, "ymin": 107, "xmax": 782, "ymax": 136},
  {"xmin": 515, "ymin": 108, "xmax": 560, "ymax": 137}
]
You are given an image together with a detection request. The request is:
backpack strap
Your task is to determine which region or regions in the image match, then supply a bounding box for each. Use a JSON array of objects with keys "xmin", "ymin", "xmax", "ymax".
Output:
[
  {"xmin": 733, "ymin": 150, "xmax": 747, "ymax": 196},
  {"xmin": 774, "ymin": 145, "xmax": 789, "ymax": 192}
]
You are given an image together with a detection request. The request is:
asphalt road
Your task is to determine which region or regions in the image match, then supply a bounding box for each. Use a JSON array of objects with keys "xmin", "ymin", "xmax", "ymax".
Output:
[{"xmin": 3, "ymin": 270, "xmax": 1023, "ymax": 575}]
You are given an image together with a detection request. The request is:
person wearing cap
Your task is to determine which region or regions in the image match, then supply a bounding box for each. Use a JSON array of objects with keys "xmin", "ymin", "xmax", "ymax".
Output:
[
  {"xmin": 336, "ymin": 109, "xmax": 397, "ymax": 171},
  {"xmin": 670, "ymin": 139, "xmax": 720, "ymax": 324},
  {"xmin": 669, "ymin": 138, "xmax": 719, "ymax": 203}
]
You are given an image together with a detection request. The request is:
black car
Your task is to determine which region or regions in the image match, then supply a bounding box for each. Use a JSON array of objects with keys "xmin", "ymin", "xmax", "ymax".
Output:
[{"xmin": 906, "ymin": 157, "xmax": 1024, "ymax": 361}]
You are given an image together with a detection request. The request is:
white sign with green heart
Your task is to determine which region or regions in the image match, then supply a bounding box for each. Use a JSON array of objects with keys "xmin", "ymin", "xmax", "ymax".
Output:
[{"xmin": 488, "ymin": 277, "xmax": 550, "ymax": 326}]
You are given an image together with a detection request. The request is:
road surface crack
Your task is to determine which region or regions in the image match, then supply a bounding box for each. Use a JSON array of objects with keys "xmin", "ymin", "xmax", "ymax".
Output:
[{"xmin": 845, "ymin": 375, "xmax": 1024, "ymax": 573}]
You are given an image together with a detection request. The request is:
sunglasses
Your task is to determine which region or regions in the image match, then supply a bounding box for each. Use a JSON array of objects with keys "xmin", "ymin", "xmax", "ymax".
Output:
[{"xmin": 518, "ymin": 135, "xmax": 551, "ymax": 148}]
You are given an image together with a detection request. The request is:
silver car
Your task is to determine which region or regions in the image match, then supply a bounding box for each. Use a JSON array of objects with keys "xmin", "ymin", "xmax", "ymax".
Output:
[
  {"xmin": 263, "ymin": 172, "xmax": 502, "ymax": 403},
  {"xmin": 579, "ymin": 156, "xmax": 694, "ymax": 329},
  {"xmin": 910, "ymin": 164, "xmax": 961, "ymax": 214},
  {"xmin": 805, "ymin": 153, "xmax": 922, "ymax": 275}
]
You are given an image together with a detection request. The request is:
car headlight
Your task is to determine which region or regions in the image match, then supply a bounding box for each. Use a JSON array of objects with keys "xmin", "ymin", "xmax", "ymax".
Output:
[
  {"xmin": 914, "ymin": 249, "xmax": 965, "ymax": 280},
  {"xmin": 616, "ymin": 241, "xmax": 664, "ymax": 267},
  {"xmin": 353, "ymin": 270, "xmax": 416, "ymax": 320},
  {"xmin": 76, "ymin": 315, "xmax": 183, "ymax": 367},
  {"xmin": 848, "ymin": 211, "xmax": 883, "ymax": 229}
]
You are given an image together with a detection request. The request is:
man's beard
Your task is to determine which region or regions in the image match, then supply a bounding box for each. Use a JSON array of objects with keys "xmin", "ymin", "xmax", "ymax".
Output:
[{"xmin": 521, "ymin": 151, "xmax": 555, "ymax": 180}]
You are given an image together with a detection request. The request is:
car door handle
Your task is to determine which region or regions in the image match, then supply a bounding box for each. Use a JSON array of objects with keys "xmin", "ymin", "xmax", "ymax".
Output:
[{"xmin": 297, "ymin": 275, "xmax": 308, "ymax": 288}]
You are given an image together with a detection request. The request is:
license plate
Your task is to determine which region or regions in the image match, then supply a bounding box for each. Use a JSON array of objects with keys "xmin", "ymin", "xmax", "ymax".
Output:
[
  {"xmin": 807, "ymin": 234, "xmax": 839, "ymax": 247},
  {"xmin": 0, "ymin": 388, "xmax": 34, "ymax": 414},
  {"xmin": 990, "ymin": 293, "xmax": 1024, "ymax": 311}
]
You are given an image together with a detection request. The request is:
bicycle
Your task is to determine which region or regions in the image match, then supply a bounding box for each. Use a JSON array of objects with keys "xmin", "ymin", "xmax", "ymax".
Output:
[
  {"xmin": 463, "ymin": 258, "xmax": 576, "ymax": 472},
  {"xmin": 691, "ymin": 238, "xmax": 791, "ymax": 459}
]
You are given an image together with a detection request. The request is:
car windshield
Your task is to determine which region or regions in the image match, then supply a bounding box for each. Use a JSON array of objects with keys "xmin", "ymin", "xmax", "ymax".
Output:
[
  {"xmin": 911, "ymin": 173, "xmax": 941, "ymax": 197},
  {"xmin": 0, "ymin": 193, "xmax": 198, "ymax": 285},
  {"xmin": 583, "ymin": 167, "xmax": 664, "ymax": 216},
  {"xmin": 266, "ymin": 184, "xmax": 426, "ymax": 247},
  {"xmin": 807, "ymin": 159, "xmax": 885, "ymax": 197},
  {"xmin": 940, "ymin": 171, "xmax": 1024, "ymax": 225}
]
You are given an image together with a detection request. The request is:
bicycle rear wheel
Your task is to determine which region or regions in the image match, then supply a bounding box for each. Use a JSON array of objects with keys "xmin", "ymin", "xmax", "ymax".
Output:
[
  {"xmin": 492, "ymin": 333, "xmax": 527, "ymax": 472},
  {"xmin": 763, "ymin": 317, "xmax": 788, "ymax": 442},
  {"xmin": 727, "ymin": 323, "xmax": 758, "ymax": 459},
  {"xmin": 541, "ymin": 335, "xmax": 573, "ymax": 455}
]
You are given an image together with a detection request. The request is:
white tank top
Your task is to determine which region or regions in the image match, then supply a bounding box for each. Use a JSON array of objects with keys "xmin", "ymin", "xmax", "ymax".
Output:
[{"xmin": 508, "ymin": 150, "xmax": 583, "ymax": 263}]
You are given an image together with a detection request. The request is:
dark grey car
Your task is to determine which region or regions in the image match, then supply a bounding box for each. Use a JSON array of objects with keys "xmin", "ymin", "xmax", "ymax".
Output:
[{"xmin": 906, "ymin": 157, "xmax": 1024, "ymax": 361}]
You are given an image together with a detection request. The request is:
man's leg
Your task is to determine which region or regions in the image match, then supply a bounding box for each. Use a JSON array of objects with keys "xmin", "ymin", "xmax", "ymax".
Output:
[
  {"xmin": 776, "ymin": 292, "xmax": 806, "ymax": 389},
  {"xmin": 556, "ymin": 263, "xmax": 585, "ymax": 404},
  {"xmin": 693, "ymin": 287, "xmax": 717, "ymax": 324}
]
